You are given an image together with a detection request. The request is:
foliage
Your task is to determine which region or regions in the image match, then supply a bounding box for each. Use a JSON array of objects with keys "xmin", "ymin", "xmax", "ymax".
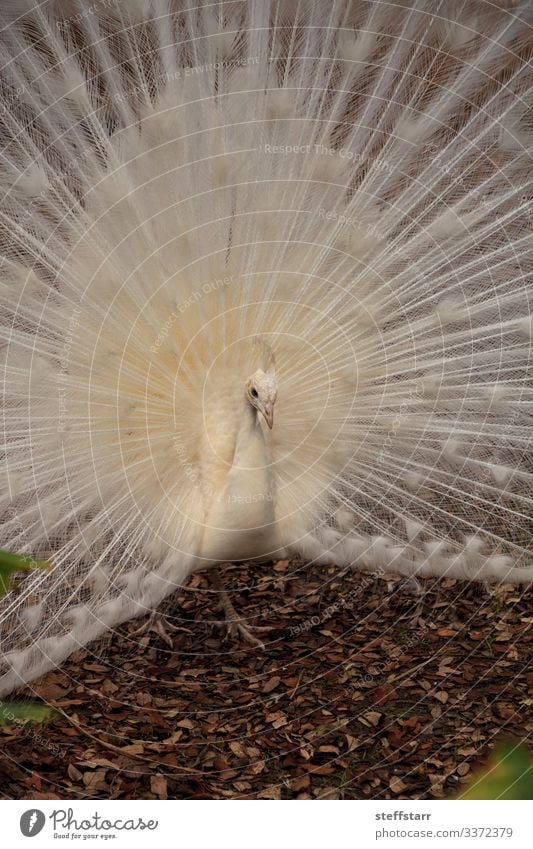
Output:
[
  {"xmin": 0, "ymin": 549, "xmax": 57, "ymax": 726},
  {"xmin": 0, "ymin": 700, "xmax": 58, "ymax": 726},
  {"xmin": 459, "ymin": 743, "xmax": 533, "ymax": 800},
  {"xmin": 0, "ymin": 548, "xmax": 50, "ymax": 596}
]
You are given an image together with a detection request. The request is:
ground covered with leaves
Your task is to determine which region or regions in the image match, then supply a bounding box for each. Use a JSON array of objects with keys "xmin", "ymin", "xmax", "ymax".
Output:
[{"xmin": 0, "ymin": 561, "xmax": 531, "ymax": 799}]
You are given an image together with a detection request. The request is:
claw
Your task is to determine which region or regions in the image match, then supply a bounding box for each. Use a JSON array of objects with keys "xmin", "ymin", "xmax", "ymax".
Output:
[
  {"xmin": 131, "ymin": 612, "xmax": 190, "ymax": 648},
  {"xmin": 210, "ymin": 566, "xmax": 270, "ymax": 649},
  {"xmin": 217, "ymin": 618, "xmax": 267, "ymax": 649}
]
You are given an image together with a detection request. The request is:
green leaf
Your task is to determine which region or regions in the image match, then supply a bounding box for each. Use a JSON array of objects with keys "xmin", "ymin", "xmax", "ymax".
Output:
[
  {"xmin": 0, "ymin": 553, "xmax": 57, "ymax": 727},
  {"xmin": 0, "ymin": 548, "xmax": 51, "ymax": 597},
  {"xmin": 459, "ymin": 743, "xmax": 533, "ymax": 800},
  {"xmin": 0, "ymin": 700, "xmax": 59, "ymax": 726}
]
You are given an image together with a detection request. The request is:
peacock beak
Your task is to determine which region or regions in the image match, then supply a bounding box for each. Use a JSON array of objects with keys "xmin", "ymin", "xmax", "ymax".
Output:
[{"xmin": 261, "ymin": 404, "xmax": 274, "ymax": 429}]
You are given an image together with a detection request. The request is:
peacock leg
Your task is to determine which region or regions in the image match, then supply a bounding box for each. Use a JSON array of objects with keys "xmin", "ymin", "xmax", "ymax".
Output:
[
  {"xmin": 130, "ymin": 611, "xmax": 188, "ymax": 648},
  {"xmin": 210, "ymin": 567, "xmax": 270, "ymax": 649}
]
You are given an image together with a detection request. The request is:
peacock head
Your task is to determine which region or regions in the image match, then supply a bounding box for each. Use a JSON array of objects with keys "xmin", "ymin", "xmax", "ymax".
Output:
[{"xmin": 245, "ymin": 370, "xmax": 278, "ymax": 429}]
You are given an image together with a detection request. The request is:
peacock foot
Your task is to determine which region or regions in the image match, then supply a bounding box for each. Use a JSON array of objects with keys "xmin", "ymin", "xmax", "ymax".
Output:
[
  {"xmin": 209, "ymin": 566, "xmax": 271, "ymax": 649},
  {"xmin": 214, "ymin": 615, "xmax": 271, "ymax": 649},
  {"xmin": 130, "ymin": 612, "xmax": 186, "ymax": 648}
]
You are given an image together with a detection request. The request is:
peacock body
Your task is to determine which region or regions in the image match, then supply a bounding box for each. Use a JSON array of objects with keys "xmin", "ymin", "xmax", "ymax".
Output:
[{"xmin": 0, "ymin": 0, "xmax": 531, "ymax": 695}]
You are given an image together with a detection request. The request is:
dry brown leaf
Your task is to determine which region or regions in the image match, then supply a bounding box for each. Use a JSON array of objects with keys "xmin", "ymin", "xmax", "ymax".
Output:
[
  {"xmin": 318, "ymin": 786, "xmax": 342, "ymax": 799},
  {"xmin": 265, "ymin": 711, "xmax": 288, "ymax": 728},
  {"xmin": 82, "ymin": 769, "xmax": 107, "ymax": 792},
  {"xmin": 229, "ymin": 741, "xmax": 247, "ymax": 759},
  {"xmin": 83, "ymin": 758, "xmax": 118, "ymax": 769},
  {"xmin": 389, "ymin": 775, "xmax": 407, "ymax": 793},
  {"xmin": 291, "ymin": 775, "xmax": 310, "ymax": 791},
  {"xmin": 262, "ymin": 676, "xmax": 281, "ymax": 693},
  {"xmin": 120, "ymin": 743, "xmax": 144, "ymax": 755},
  {"xmin": 150, "ymin": 774, "xmax": 168, "ymax": 799},
  {"xmin": 67, "ymin": 764, "xmax": 82, "ymax": 782}
]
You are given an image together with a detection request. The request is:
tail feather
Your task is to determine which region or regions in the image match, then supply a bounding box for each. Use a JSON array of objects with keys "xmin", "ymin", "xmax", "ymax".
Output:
[{"xmin": 290, "ymin": 528, "xmax": 533, "ymax": 584}]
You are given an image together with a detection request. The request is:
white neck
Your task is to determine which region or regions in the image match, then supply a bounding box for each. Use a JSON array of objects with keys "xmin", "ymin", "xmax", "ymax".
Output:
[
  {"xmin": 198, "ymin": 393, "xmax": 278, "ymax": 563},
  {"xmin": 232, "ymin": 397, "xmax": 270, "ymax": 473}
]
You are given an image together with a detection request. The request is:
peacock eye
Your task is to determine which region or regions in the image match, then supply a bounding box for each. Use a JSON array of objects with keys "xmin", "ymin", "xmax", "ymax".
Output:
[{"xmin": 251, "ymin": 387, "xmax": 258, "ymax": 398}]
